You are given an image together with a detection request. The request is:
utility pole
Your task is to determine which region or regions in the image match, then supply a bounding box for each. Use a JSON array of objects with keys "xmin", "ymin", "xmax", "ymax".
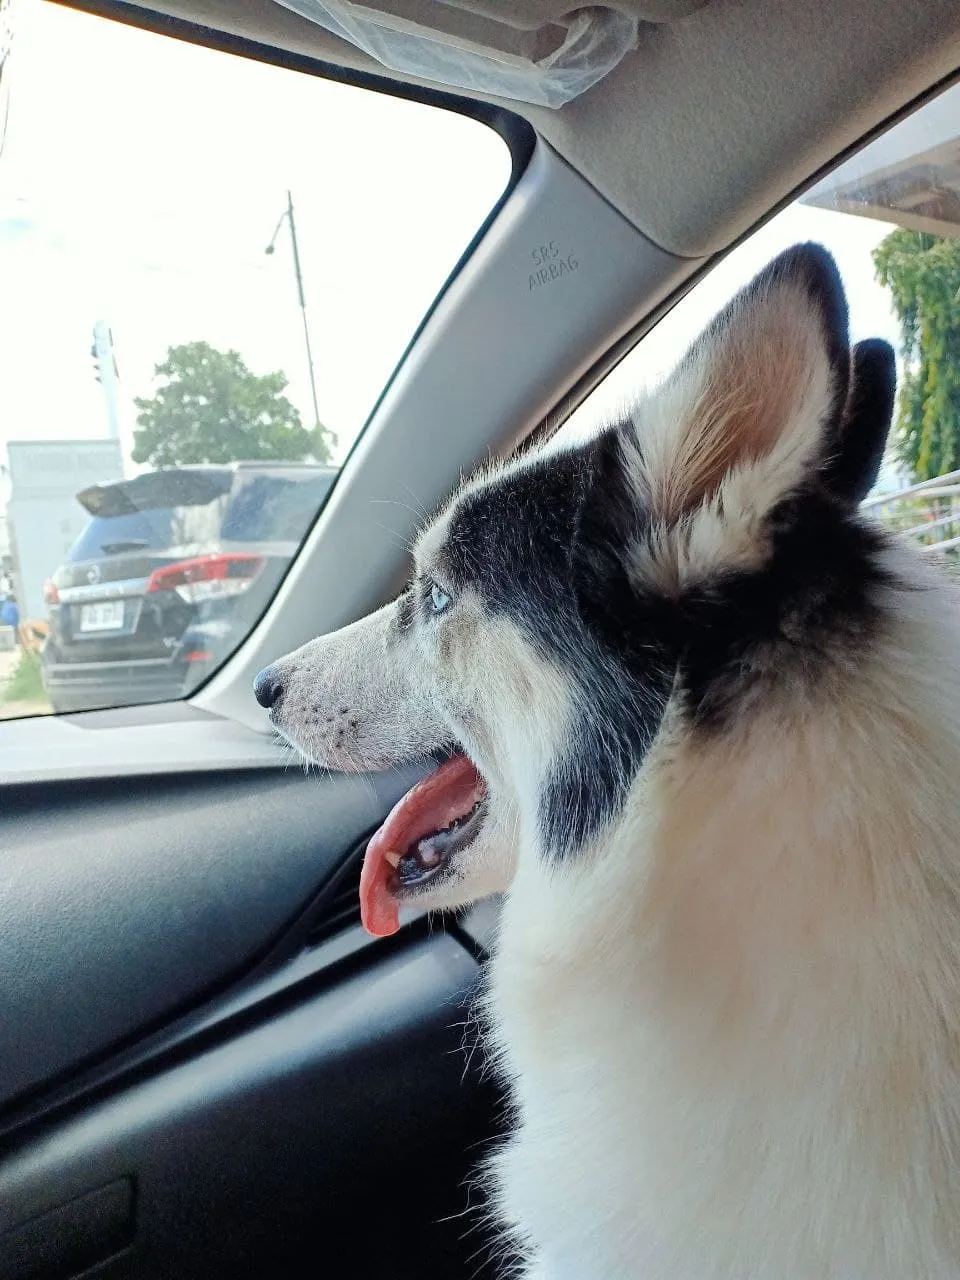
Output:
[
  {"xmin": 91, "ymin": 320, "xmax": 120, "ymax": 441},
  {"xmin": 266, "ymin": 190, "xmax": 321, "ymax": 431}
]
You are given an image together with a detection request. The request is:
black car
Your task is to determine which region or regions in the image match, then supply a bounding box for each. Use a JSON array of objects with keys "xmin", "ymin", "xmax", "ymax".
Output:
[{"xmin": 41, "ymin": 462, "xmax": 337, "ymax": 713}]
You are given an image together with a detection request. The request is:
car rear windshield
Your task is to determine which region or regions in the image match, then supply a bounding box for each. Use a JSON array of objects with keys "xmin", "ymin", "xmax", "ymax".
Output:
[
  {"xmin": 69, "ymin": 509, "xmax": 180, "ymax": 560},
  {"xmin": 220, "ymin": 473, "xmax": 337, "ymax": 543},
  {"xmin": 69, "ymin": 470, "xmax": 340, "ymax": 561}
]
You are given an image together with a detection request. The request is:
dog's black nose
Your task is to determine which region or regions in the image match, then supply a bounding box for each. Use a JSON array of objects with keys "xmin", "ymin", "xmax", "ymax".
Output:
[{"xmin": 253, "ymin": 665, "xmax": 283, "ymax": 709}]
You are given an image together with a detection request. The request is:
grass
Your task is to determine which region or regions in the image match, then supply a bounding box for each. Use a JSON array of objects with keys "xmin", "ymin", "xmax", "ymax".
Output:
[{"xmin": 2, "ymin": 650, "xmax": 46, "ymax": 704}]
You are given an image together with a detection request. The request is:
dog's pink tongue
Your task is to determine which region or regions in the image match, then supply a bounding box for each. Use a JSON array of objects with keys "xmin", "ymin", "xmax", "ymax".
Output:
[{"xmin": 360, "ymin": 754, "xmax": 484, "ymax": 937}]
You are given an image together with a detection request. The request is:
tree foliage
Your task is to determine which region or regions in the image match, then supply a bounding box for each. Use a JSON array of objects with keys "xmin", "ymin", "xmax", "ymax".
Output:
[
  {"xmin": 873, "ymin": 230, "xmax": 960, "ymax": 481},
  {"xmin": 132, "ymin": 341, "xmax": 335, "ymax": 468}
]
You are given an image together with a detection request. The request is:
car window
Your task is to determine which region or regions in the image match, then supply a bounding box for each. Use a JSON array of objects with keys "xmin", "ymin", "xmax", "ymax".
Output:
[
  {"xmin": 70, "ymin": 510, "xmax": 176, "ymax": 562},
  {"xmin": 220, "ymin": 473, "xmax": 338, "ymax": 545},
  {"xmin": 0, "ymin": 0, "xmax": 510, "ymax": 719},
  {"xmin": 558, "ymin": 80, "xmax": 960, "ymax": 541},
  {"xmin": 69, "ymin": 470, "xmax": 234, "ymax": 561}
]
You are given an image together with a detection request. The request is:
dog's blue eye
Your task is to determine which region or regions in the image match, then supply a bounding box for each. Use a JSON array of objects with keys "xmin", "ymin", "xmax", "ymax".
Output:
[{"xmin": 429, "ymin": 582, "xmax": 452, "ymax": 615}]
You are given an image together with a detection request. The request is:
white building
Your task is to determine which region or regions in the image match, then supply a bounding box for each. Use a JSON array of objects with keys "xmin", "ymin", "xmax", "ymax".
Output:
[{"xmin": 6, "ymin": 440, "xmax": 124, "ymax": 619}]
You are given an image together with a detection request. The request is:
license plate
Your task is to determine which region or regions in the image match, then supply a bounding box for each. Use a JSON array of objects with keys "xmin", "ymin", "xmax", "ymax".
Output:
[{"xmin": 79, "ymin": 601, "xmax": 126, "ymax": 632}]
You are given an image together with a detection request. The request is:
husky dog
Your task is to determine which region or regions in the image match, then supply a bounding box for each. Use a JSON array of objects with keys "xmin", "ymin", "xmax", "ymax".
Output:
[{"xmin": 255, "ymin": 243, "xmax": 960, "ymax": 1279}]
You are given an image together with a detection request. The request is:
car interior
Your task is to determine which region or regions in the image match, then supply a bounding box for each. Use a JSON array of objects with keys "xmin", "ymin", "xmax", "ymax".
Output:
[{"xmin": 1, "ymin": 0, "xmax": 959, "ymax": 1277}]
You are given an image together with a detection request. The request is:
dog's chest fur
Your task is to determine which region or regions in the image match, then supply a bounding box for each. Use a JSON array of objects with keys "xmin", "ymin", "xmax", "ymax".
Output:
[{"xmin": 483, "ymin": 633, "xmax": 960, "ymax": 1280}]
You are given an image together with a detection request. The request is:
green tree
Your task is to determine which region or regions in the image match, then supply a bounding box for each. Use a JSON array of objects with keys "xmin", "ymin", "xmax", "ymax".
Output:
[
  {"xmin": 132, "ymin": 341, "xmax": 335, "ymax": 467},
  {"xmin": 873, "ymin": 230, "xmax": 960, "ymax": 480}
]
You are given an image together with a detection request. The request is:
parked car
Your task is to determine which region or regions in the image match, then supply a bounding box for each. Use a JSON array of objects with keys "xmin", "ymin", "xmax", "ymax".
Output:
[{"xmin": 40, "ymin": 462, "xmax": 337, "ymax": 713}]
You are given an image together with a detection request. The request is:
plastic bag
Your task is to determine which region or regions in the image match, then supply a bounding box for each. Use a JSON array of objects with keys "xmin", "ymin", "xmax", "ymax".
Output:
[{"xmin": 275, "ymin": 1, "xmax": 638, "ymax": 108}]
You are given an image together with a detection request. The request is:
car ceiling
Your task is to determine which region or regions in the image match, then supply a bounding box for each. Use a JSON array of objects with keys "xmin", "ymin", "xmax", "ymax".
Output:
[{"xmin": 70, "ymin": 0, "xmax": 960, "ymax": 258}]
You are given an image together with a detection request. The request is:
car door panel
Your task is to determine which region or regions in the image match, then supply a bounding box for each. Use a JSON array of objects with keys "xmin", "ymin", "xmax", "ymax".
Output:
[
  {"xmin": 0, "ymin": 763, "xmax": 504, "ymax": 1278},
  {"xmin": 0, "ymin": 936, "xmax": 501, "ymax": 1279},
  {"xmin": 0, "ymin": 765, "xmax": 429, "ymax": 1115}
]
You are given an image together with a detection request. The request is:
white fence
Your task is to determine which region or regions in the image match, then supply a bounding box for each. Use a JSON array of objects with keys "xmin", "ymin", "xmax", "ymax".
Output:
[{"xmin": 862, "ymin": 468, "xmax": 960, "ymax": 557}]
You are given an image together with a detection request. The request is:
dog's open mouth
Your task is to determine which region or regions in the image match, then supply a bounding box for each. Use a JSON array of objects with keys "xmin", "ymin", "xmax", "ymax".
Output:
[{"xmin": 360, "ymin": 752, "xmax": 487, "ymax": 937}]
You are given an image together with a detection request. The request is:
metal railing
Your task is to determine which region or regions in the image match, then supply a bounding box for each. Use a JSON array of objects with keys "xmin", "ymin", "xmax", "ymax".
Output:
[{"xmin": 862, "ymin": 468, "xmax": 960, "ymax": 558}]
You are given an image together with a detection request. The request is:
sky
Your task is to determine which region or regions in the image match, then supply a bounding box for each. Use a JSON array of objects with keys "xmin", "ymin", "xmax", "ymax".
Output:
[
  {"xmin": 562, "ymin": 205, "xmax": 903, "ymax": 449},
  {"xmin": 0, "ymin": 0, "xmax": 511, "ymax": 483},
  {"xmin": 0, "ymin": 0, "xmax": 931, "ymax": 503}
]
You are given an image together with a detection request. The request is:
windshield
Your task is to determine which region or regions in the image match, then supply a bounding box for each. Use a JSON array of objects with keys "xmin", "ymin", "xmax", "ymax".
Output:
[{"xmin": 0, "ymin": 0, "xmax": 511, "ymax": 719}]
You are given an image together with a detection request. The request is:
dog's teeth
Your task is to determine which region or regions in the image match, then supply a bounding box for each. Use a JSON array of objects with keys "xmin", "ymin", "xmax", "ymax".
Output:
[{"xmin": 384, "ymin": 850, "xmax": 402, "ymax": 868}]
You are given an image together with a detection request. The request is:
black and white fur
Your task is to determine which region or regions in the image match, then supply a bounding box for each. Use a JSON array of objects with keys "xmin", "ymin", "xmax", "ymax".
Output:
[{"xmin": 261, "ymin": 244, "xmax": 960, "ymax": 1279}]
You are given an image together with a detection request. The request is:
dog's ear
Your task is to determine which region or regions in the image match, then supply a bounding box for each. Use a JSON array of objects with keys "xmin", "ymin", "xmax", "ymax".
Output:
[
  {"xmin": 628, "ymin": 243, "xmax": 851, "ymax": 527},
  {"xmin": 823, "ymin": 338, "xmax": 896, "ymax": 506}
]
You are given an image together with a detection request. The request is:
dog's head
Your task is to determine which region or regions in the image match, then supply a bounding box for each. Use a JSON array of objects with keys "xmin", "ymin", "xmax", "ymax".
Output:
[{"xmin": 257, "ymin": 244, "xmax": 895, "ymax": 935}]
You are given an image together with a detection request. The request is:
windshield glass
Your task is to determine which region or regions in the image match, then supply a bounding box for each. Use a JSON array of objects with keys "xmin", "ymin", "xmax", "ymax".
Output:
[{"xmin": 0, "ymin": 0, "xmax": 511, "ymax": 719}]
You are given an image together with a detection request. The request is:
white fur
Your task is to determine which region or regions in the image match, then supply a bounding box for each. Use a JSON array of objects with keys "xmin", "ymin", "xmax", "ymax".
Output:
[
  {"xmin": 486, "ymin": 548, "xmax": 960, "ymax": 1279},
  {"xmin": 267, "ymin": 250, "xmax": 960, "ymax": 1278},
  {"xmin": 625, "ymin": 275, "xmax": 838, "ymax": 595}
]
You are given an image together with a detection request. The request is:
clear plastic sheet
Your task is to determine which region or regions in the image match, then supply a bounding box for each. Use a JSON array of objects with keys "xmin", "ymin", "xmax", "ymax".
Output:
[{"xmin": 275, "ymin": 2, "xmax": 638, "ymax": 108}]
